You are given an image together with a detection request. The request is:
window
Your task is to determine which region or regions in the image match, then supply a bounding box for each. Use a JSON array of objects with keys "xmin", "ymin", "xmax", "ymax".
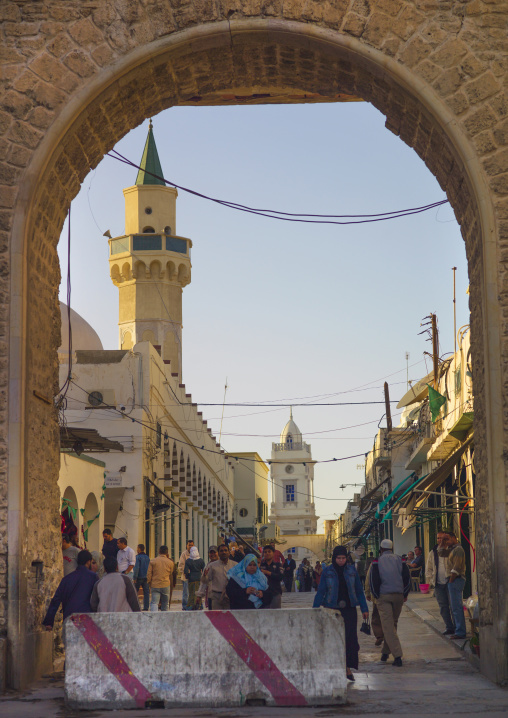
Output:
[
  {"xmin": 285, "ymin": 484, "xmax": 295, "ymax": 502},
  {"xmin": 239, "ymin": 508, "xmax": 248, "ymax": 517},
  {"xmin": 257, "ymin": 497, "xmax": 265, "ymax": 523},
  {"xmin": 286, "ymin": 433, "xmax": 293, "ymax": 447},
  {"xmin": 156, "ymin": 422, "xmax": 162, "ymax": 448}
]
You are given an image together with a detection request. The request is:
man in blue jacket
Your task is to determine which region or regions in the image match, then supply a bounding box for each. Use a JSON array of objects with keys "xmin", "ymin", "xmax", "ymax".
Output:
[
  {"xmin": 133, "ymin": 543, "xmax": 151, "ymax": 611},
  {"xmin": 42, "ymin": 550, "xmax": 98, "ymax": 630}
]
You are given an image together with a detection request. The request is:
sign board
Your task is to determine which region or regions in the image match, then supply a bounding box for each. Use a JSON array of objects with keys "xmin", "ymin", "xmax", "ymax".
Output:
[{"xmin": 105, "ymin": 475, "xmax": 123, "ymax": 488}]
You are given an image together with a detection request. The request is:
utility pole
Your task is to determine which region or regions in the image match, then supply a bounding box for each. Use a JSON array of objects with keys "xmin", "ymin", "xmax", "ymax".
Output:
[
  {"xmin": 431, "ymin": 313, "xmax": 439, "ymax": 390},
  {"xmin": 452, "ymin": 267, "xmax": 457, "ymax": 357},
  {"xmin": 384, "ymin": 382, "xmax": 392, "ymax": 432}
]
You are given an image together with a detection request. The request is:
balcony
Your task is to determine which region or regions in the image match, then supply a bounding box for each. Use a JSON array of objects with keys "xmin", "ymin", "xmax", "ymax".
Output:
[
  {"xmin": 109, "ymin": 233, "xmax": 190, "ymax": 256},
  {"xmin": 272, "ymin": 442, "xmax": 310, "ymax": 452}
]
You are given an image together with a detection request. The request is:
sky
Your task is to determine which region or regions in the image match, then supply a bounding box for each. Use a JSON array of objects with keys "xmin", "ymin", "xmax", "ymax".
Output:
[{"xmin": 58, "ymin": 101, "xmax": 469, "ymax": 531}]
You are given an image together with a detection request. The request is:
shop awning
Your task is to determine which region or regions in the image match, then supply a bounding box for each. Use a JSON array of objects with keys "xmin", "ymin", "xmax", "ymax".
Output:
[
  {"xmin": 60, "ymin": 426, "xmax": 125, "ymax": 453},
  {"xmin": 402, "ymin": 438, "xmax": 472, "ymax": 515},
  {"xmin": 360, "ymin": 475, "xmax": 391, "ymax": 510},
  {"xmin": 379, "ymin": 474, "xmax": 427, "ymax": 523},
  {"xmin": 375, "ymin": 472, "xmax": 418, "ymax": 519}
]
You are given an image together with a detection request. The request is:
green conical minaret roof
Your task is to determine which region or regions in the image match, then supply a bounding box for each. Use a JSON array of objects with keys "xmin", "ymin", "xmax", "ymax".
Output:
[{"xmin": 135, "ymin": 119, "xmax": 165, "ymax": 186}]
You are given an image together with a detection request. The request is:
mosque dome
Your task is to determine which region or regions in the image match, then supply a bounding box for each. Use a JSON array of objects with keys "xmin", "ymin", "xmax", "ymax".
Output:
[
  {"xmin": 280, "ymin": 409, "xmax": 302, "ymax": 445},
  {"xmin": 58, "ymin": 302, "xmax": 103, "ymax": 361}
]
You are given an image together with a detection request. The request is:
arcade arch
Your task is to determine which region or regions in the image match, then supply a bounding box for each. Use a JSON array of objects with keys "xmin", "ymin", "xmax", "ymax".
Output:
[{"xmin": 2, "ymin": 5, "xmax": 507, "ymax": 688}]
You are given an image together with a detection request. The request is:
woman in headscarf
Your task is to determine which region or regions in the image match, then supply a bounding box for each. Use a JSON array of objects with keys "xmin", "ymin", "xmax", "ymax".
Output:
[
  {"xmin": 313, "ymin": 546, "xmax": 369, "ymax": 681},
  {"xmin": 90, "ymin": 550, "xmax": 104, "ymax": 579},
  {"xmin": 313, "ymin": 561, "xmax": 323, "ymax": 590},
  {"xmin": 226, "ymin": 554, "xmax": 273, "ymax": 609},
  {"xmin": 184, "ymin": 546, "xmax": 205, "ymax": 610}
]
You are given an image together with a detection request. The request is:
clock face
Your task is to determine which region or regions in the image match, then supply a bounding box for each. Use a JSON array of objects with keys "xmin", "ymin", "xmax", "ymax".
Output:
[{"xmin": 285, "ymin": 465, "xmax": 294, "ymax": 474}]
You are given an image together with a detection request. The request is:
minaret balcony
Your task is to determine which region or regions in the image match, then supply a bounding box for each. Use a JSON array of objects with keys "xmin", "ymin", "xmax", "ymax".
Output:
[
  {"xmin": 109, "ymin": 233, "xmax": 192, "ymax": 258},
  {"xmin": 272, "ymin": 441, "xmax": 310, "ymax": 452}
]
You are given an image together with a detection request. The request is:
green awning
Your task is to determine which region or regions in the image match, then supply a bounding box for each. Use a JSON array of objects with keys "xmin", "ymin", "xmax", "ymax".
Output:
[
  {"xmin": 375, "ymin": 473, "xmax": 417, "ymax": 519},
  {"xmin": 448, "ymin": 412, "xmax": 473, "ymax": 440},
  {"xmin": 380, "ymin": 474, "xmax": 428, "ymax": 523}
]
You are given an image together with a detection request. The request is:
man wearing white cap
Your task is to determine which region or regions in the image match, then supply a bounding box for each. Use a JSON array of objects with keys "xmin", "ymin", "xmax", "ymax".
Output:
[{"xmin": 368, "ymin": 539, "xmax": 411, "ymax": 666}]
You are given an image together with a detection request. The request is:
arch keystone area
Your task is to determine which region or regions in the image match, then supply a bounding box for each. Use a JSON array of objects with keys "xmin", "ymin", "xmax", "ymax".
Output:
[{"xmin": 1, "ymin": 3, "xmax": 508, "ymax": 689}]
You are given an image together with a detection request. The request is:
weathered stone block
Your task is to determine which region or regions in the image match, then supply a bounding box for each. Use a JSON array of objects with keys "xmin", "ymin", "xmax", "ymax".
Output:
[
  {"xmin": 464, "ymin": 105, "xmax": 498, "ymax": 135},
  {"xmin": 465, "ymin": 72, "xmax": 501, "ymax": 105},
  {"xmin": 63, "ymin": 50, "xmax": 97, "ymax": 78},
  {"xmin": 68, "ymin": 18, "xmax": 104, "ymax": 48},
  {"xmin": 46, "ymin": 33, "xmax": 76, "ymax": 58},
  {"xmin": 28, "ymin": 53, "xmax": 66, "ymax": 83},
  {"xmin": 3, "ymin": 21, "xmax": 39, "ymax": 37},
  {"xmin": 0, "ymin": 91, "xmax": 34, "ymax": 120},
  {"xmin": 433, "ymin": 67, "xmax": 463, "ymax": 97},
  {"xmin": 430, "ymin": 39, "xmax": 468, "ymax": 69},
  {"xmin": 473, "ymin": 130, "xmax": 497, "ymax": 154},
  {"xmin": 341, "ymin": 12, "xmax": 367, "ymax": 37}
]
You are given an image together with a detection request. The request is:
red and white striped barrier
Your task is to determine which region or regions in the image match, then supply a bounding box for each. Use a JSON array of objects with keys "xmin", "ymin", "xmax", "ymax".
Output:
[{"xmin": 65, "ymin": 608, "xmax": 347, "ymax": 709}]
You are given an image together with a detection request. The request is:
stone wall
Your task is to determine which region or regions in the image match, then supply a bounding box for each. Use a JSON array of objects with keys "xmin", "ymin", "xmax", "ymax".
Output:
[{"xmin": 1, "ymin": 0, "xmax": 507, "ymax": 687}]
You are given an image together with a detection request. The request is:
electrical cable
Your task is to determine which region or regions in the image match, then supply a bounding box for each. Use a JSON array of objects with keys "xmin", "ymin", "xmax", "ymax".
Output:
[
  {"xmin": 68, "ymin": 378, "xmax": 388, "ymax": 467},
  {"xmin": 63, "ymin": 392, "xmax": 407, "ymax": 438},
  {"xmin": 107, "ymin": 148, "xmax": 448, "ymax": 226},
  {"xmin": 234, "ymin": 456, "xmax": 362, "ymax": 502}
]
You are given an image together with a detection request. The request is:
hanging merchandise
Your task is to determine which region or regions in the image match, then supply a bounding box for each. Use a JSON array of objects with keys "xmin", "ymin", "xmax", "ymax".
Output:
[
  {"xmin": 61, "ymin": 497, "xmax": 77, "ymax": 522},
  {"xmin": 83, "ymin": 512, "xmax": 101, "ymax": 542}
]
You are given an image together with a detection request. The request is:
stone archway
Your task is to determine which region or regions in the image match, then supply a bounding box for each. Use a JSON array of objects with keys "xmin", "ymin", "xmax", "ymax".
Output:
[
  {"xmin": 280, "ymin": 534, "xmax": 326, "ymax": 560},
  {"xmin": 2, "ymin": 4, "xmax": 508, "ymax": 689}
]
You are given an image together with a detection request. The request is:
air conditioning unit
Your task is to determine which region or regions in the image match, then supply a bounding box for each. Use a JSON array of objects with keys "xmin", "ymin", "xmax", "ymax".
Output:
[{"xmin": 86, "ymin": 389, "xmax": 117, "ymax": 408}]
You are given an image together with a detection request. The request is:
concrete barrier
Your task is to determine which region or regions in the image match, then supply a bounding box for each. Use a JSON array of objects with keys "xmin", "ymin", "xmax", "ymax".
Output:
[{"xmin": 64, "ymin": 607, "xmax": 347, "ymax": 709}]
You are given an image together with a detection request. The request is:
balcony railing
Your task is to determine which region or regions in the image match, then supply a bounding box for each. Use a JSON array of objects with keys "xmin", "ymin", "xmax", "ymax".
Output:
[{"xmin": 272, "ymin": 442, "xmax": 310, "ymax": 452}]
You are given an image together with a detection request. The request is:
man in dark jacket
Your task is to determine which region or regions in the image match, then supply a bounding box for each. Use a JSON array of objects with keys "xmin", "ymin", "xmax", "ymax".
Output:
[
  {"xmin": 260, "ymin": 545, "xmax": 283, "ymax": 608},
  {"xmin": 369, "ymin": 539, "xmax": 410, "ymax": 666},
  {"xmin": 42, "ymin": 550, "xmax": 98, "ymax": 629},
  {"xmin": 101, "ymin": 528, "xmax": 119, "ymax": 559},
  {"xmin": 133, "ymin": 543, "xmax": 151, "ymax": 611},
  {"xmin": 282, "ymin": 556, "xmax": 297, "ymax": 592}
]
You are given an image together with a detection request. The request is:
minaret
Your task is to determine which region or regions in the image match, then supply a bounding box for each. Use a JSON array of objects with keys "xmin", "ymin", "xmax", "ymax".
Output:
[
  {"xmin": 269, "ymin": 411, "xmax": 318, "ymax": 541},
  {"xmin": 108, "ymin": 120, "xmax": 192, "ymax": 377}
]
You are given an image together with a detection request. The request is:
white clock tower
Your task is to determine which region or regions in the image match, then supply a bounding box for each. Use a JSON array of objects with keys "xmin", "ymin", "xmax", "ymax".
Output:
[{"xmin": 269, "ymin": 410, "xmax": 318, "ymax": 543}]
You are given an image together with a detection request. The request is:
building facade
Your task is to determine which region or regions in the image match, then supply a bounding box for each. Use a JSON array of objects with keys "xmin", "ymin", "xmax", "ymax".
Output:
[
  {"xmin": 342, "ymin": 326, "xmax": 476, "ymax": 598},
  {"xmin": 56, "ymin": 125, "xmax": 234, "ymax": 562},
  {"xmin": 230, "ymin": 452, "xmax": 269, "ymax": 544}
]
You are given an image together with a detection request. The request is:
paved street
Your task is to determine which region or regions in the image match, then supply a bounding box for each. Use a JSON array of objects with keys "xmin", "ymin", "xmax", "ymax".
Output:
[{"xmin": 1, "ymin": 591, "xmax": 506, "ymax": 717}]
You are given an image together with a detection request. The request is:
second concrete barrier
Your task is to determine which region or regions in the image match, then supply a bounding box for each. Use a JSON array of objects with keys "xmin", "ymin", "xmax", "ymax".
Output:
[{"xmin": 65, "ymin": 607, "xmax": 347, "ymax": 709}]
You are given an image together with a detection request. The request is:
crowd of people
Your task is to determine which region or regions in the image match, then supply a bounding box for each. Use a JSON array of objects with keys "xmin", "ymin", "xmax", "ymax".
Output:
[{"xmin": 43, "ymin": 528, "xmax": 468, "ymax": 680}]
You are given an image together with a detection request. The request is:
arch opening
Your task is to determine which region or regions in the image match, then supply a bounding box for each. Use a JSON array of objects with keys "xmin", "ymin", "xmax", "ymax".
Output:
[{"xmin": 6, "ymin": 13, "xmax": 505, "ymax": 688}]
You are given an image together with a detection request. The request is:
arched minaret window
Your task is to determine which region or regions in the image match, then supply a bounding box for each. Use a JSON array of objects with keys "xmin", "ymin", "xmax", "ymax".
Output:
[{"xmin": 286, "ymin": 433, "xmax": 293, "ymax": 448}]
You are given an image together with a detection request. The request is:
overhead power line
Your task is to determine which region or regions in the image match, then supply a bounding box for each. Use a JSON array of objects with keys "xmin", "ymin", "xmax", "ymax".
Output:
[
  {"xmin": 107, "ymin": 148, "xmax": 448, "ymax": 226},
  {"xmin": 196, "ymin": 401, "xmax": 397, "ymax": 407}
]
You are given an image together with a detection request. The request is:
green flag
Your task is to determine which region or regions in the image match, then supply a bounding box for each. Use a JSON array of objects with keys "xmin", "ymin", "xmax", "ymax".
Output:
[{"xmin": 427, "ymin": 384, "xmax": 446, "ymax": 422}]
